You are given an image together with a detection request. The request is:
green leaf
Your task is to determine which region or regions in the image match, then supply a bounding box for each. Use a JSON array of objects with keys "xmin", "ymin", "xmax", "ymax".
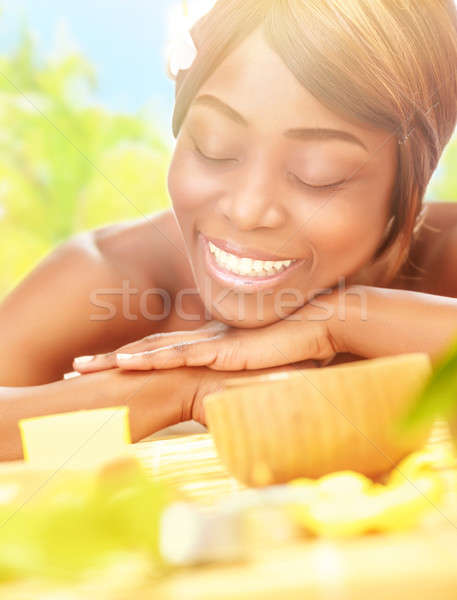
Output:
[{"xmin": 401, "ymin": 336, "xmax": 457, "ymax": 431}]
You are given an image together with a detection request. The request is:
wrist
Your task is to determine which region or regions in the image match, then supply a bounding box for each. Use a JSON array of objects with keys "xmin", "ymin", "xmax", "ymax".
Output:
[
  {"xmin": 191, "ymin": 369, "xmax": 227, "ymax": 425},
  {"xmin": 324, "ymin": 285, "xmax": 369, "ymax": 357},
  {"xmin": 62, "ymin": 369, "xmax": 188, "ymax": 442},
  {"xmin": 119, "ymin": 369, "xmax": 198, "ymax": 441}
]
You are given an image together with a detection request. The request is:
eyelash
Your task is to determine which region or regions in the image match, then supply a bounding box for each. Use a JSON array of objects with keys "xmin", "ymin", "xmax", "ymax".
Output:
[
  {"xmin": 293, "ymin": 174, "xmax": 347, "ymax": 192},
  {"xmin": 193, "ymin": 143, "xmax": 346, "ymax": 191},
  {"xmin": 193, "ymin": 144, "xmax": 236, "ymax": 164}
]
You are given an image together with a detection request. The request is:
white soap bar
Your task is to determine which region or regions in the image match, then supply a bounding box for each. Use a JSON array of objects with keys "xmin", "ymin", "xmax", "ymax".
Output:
[{"xmin": 19, "ymin": 406, "xmax": 131, "ymax": 470}]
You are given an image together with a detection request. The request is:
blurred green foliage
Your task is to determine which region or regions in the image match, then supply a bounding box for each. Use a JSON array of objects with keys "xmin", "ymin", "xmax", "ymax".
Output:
[
  {"xmin": 0, "ymin": 30, "xmax": 172, "ymax": 296},
  {"xmin": 402, "ymin": 337, "xmax": 457, "ymax": 433},
  {"xmin": 0, "ymin": 459, "xmax": 171, "ymax": 583}
]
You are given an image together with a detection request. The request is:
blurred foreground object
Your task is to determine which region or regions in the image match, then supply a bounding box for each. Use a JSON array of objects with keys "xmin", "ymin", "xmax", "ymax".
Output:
[
  {"xmin": 403, "ymin": 337, "xmax": 457, "ymax": 443},
  {"xmin": 160, "ymin": 442, "xmax": 454, "ymax": 566},
  {"xmin": 0, "ymin": 454, "xmax": 170, "ymax": 585},
  {"xmin": 0, "ymin": 424, "xmax": 456, "ymax": 597},
  {"xmin": 19, "ymin": 407, "xmax": 131, "ymax": 470}
]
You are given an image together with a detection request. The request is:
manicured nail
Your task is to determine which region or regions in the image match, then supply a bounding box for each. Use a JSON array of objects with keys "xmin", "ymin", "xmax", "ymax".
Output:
[
  {"xmin": 74, "ymin": 355, "xmax": 95, "ymax": 365},
  {"xmin": 117, "ymin": 353, "xmax": 134, "ymax": 361},
  {"xmin": 63, "ymin": 371, "xmax": 82, "ymax": 380}
]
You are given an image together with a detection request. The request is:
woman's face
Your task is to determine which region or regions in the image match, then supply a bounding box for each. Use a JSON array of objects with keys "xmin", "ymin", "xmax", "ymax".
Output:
[{"xmin": 168, "ymin": 27, "xmax": 398, "ymax": 327}]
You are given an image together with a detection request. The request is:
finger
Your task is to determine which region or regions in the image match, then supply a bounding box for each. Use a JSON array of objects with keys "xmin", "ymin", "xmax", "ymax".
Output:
[
  {"xmin": 73, "ymin": 352, "xmax": 117, "ymax": 373},
  {"xmin": 137, "ymin": 322, "xmax": 227, "ymax": 351},
  {"xmin": 115, "ymin": 328, "xmax": 278, "ymax": 372},
  {"xmin": 73, "ymin": 342, "xmax": 153, "ymax": 373},
  {"xmin": 117, "ymin": 319, "xmax": 333, "ymax": 372},
  {"xmin": 72, "ymin": 338, "xmax": 170, "ymax": 373},
  {"xmin": 125, "ymin": 321, "xmax": 333, "ymax": 372},
  {"xmin": 115, "ymin": 329, "xmax": 292, "ymax": 372},
  {"xmin": 119, "ymin": 321, "xmax": 227, "ymax": 358},
  {"xmin": 217, "ymin": 322, "xmax": 333, "ymax": 370},
  {"xmin": 73, "ymin": 322, "xmax": 227, "ymax": 373},
  {"xmin": 116, "ymin": 335, "xmax": 226, "ymax": 371},
  {"xmin": 112, "ymin": 325, "xmax": 228, "ymax": 371}
]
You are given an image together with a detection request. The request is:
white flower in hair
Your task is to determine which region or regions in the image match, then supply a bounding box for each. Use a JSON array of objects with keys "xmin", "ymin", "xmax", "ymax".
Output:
[
  {"xmin": 166, "ymin": 1, "xmax": 215, "ymax": 80},
  {"xmin": 167, "ymin": 15, "xmax": 198, "ymax": 79}
]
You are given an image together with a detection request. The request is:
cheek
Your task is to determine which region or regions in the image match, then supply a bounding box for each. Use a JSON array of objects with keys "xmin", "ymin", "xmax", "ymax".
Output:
[
  {"xmin": 304, "ymin": 152, "xmax": 396, "ymax": 261},
  {"xmin": 297, "ymin": 188, "xmax": 391, "ymax": 266},
  {"xmin": 168, "ymin": 148, "xmax": 218, "ymax": 215}
]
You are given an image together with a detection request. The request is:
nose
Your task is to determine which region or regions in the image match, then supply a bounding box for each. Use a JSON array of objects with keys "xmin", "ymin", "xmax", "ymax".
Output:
[{"xmin": 218, "ymin": 160, "xmax": 286, "ymax": 231}]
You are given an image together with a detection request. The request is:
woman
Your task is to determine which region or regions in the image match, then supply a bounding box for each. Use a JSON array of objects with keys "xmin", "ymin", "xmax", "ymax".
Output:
[{"xmin": 0, "ymin": 0, "xmax": 456, "ymax": 460}]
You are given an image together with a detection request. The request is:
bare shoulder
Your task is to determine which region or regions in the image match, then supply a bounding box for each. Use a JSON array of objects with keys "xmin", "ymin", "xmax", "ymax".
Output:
[
  {"xmin": 405, "ymin": 201, "xmax": 457, "ymax": 296},
  {"xmin": 92, "ymin": 209, "xmax": 193, "ymax": 292},
  {"xmin": 419, "ymin": 201, "xmax": 457, "ymax": 231},
  {"xmin": 0, "ymin": 210, "xmax": 193, "ymax": 385}
]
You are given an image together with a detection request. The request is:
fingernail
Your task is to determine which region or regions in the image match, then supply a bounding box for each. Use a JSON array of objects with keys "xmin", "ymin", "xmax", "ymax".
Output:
[
  {"xmin": 63, "ymin": 371, "xmax": 82, "ymax": 380},
  {"xmin": 74, "ymin": 355, "xmax": 95, "ymax": 365},
  {"xmin": 116, "ymin": 353, "xmax": 134, "ymax": 361}
]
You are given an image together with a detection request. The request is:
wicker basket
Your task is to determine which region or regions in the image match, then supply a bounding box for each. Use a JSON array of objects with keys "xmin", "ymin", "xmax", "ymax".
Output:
[{"xmin": 204, "ymin": 354, "xmax": 432, "ymax": 486}]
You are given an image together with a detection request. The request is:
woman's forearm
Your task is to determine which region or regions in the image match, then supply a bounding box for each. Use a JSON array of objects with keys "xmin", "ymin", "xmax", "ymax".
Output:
[
  {"xmin": 0, "ymin": 367, "xmax": 204, "ymax": 462},
  {"xmin": 332, "ymin": 286, "xmax": 457, "ymax": 361}
]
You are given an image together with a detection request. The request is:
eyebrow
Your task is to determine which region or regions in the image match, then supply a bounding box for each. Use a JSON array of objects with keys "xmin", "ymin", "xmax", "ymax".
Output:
[{"xmin": 191, "ymin": 94, "xmax": 368, "ymax": 151}]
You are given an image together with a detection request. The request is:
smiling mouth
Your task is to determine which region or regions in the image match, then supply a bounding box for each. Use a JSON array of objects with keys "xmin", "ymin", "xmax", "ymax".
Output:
[{"xmin": 208, "ymin": 240, "xmax": 296, "ymax": 278}]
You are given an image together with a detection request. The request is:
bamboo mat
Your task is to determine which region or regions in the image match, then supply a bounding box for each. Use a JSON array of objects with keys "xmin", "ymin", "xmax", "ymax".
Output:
[
  {"xmin": 132, "ymin": 419, "xmax": 456, "ymax": 506},
  {"xmin": 133, "ymin": 432, "xmax": 244, "ymax": 504}
]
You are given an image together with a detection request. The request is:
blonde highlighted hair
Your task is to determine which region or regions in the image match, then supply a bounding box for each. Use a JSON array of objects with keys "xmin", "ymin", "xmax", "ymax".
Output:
[{"xmin": 172, "ymin": 0, "xmax": 457, "ymax": 281}]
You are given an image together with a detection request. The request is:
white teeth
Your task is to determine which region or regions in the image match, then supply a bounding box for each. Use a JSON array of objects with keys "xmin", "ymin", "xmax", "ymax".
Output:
[
  {"xmin": 208, "ymin": 241, "xmax": 295, "ymax": 277},
  {"xmin": 253, "ymin": 260, "xmax": 264, "ymax": 273}
]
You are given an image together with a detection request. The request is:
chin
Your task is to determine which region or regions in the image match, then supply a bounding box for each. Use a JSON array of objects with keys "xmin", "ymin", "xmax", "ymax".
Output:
[{"xmin": 202, "ymin": 296, "xmax": 296, "ymax": 329}]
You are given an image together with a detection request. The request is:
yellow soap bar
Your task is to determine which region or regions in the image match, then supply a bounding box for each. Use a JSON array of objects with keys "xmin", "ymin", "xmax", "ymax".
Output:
[{"xmin": 19, "ymin": 407, "xmax": 131, "ymax": 470}]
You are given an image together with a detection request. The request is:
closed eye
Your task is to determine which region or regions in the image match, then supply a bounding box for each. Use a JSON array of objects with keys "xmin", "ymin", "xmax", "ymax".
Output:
[
  {"xmin": 292, "ymin": 173, "xmax": 347, "ymax": 191},
  {"xmin": 193, "ymin": 143, "xmax": 236, "ymax": 164},
  {"xmin": 193, "ymin": 139, "xmax": 346, "ymax": 189}
]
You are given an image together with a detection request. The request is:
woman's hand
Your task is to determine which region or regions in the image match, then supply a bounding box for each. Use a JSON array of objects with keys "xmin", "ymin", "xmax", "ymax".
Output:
[
  {"xmin": 191, "ymin": 362, "xmax": 320, "ymax": 425},
  {"xmin": 73, "ymin": 293, "xmax": 342, "ymax": 374}
]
